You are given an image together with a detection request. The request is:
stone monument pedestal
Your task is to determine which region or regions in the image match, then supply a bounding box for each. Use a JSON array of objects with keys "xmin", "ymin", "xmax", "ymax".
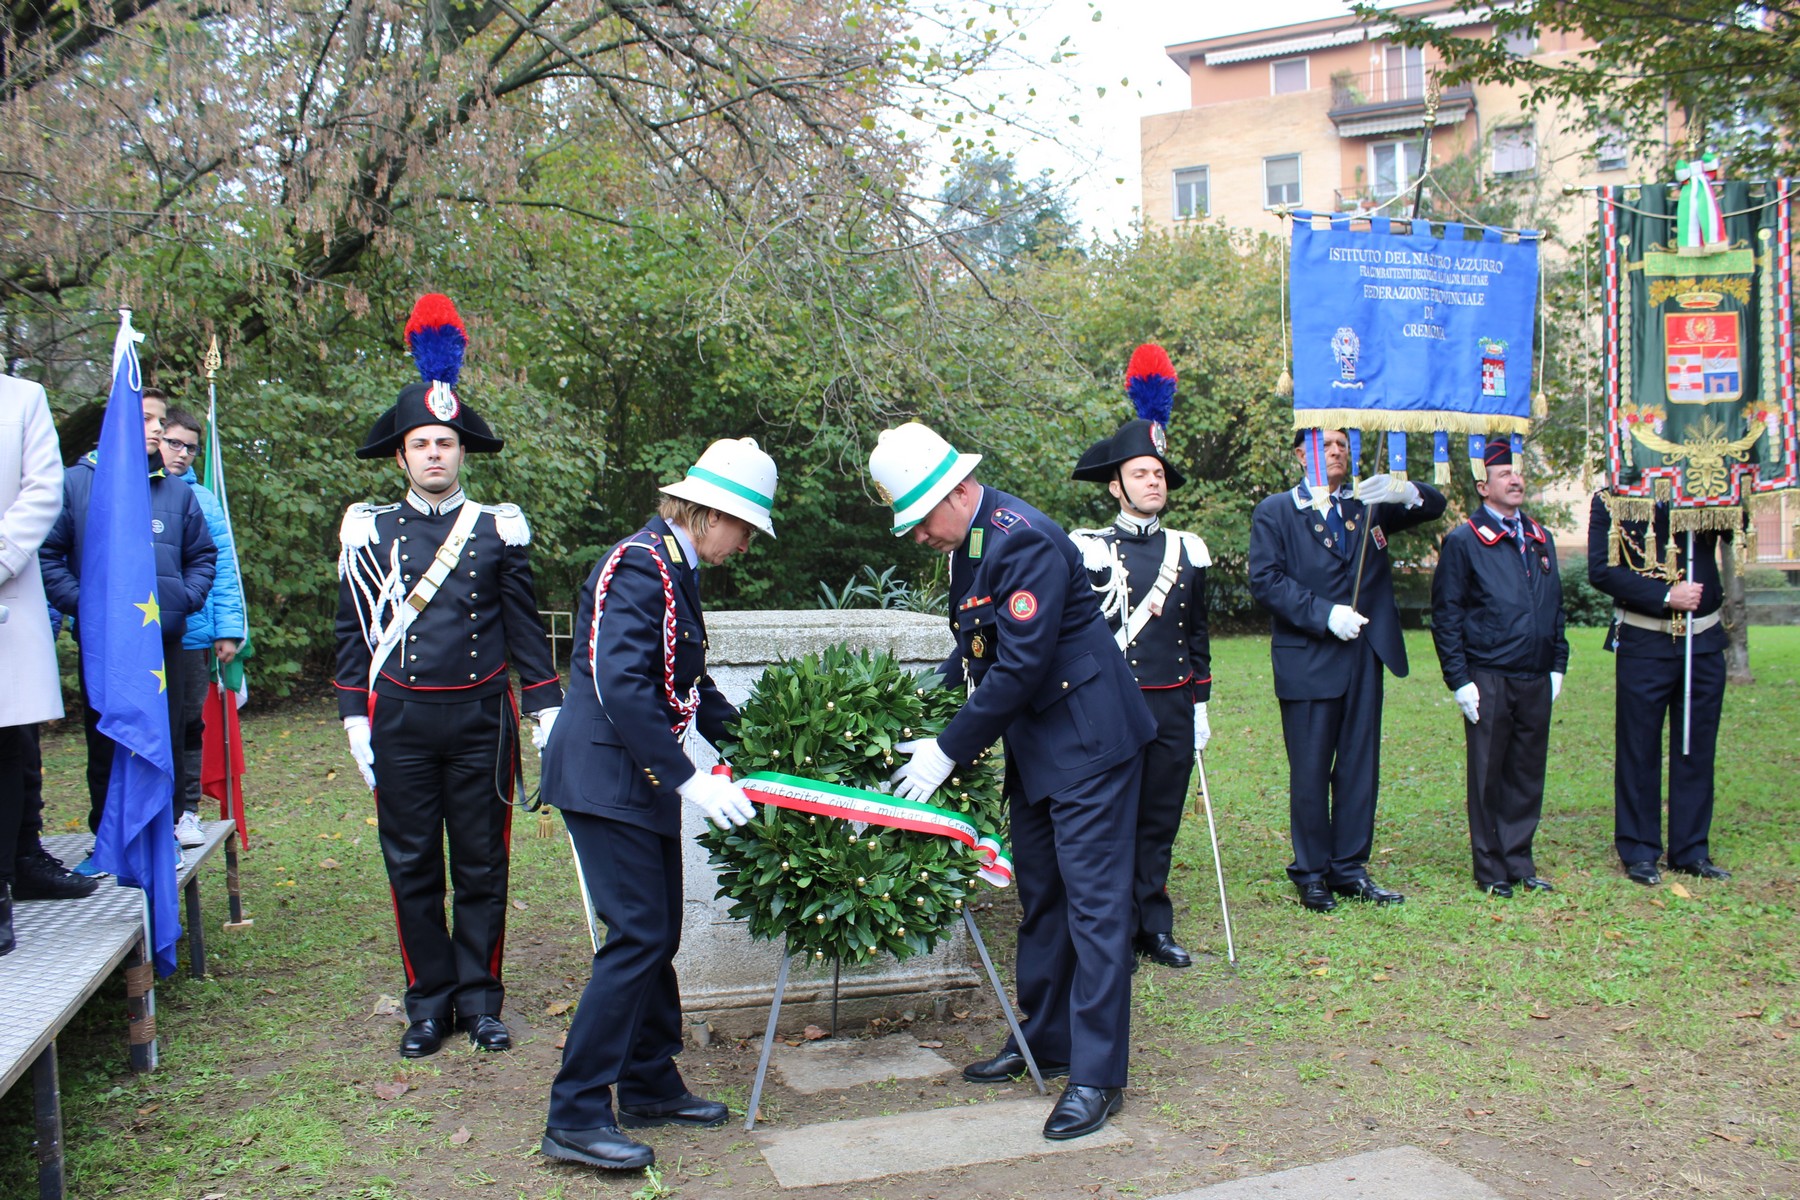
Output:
[{"xmin": 672, "ymin": 609, "xmax": 985, "ymax": 1038}]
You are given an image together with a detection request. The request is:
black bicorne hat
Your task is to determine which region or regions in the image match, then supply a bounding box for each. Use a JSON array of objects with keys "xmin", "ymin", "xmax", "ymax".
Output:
[
  {"xmin": 355, "ymin": 381, "xmax": 504, "ymax": 459},
  {"xmin": 355, "ymin": 293, "xmax": 504, "ymax": 459},
  {"xmin": 1072, "ymin": 418, "xmax": 1187, "ymax": 489}
]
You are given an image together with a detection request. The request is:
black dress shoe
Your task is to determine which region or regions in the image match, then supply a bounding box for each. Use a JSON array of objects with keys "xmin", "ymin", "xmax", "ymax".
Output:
[
  {"xmin": 1517, "ymin": 876, "xmax": 1555, "ymax": 892},
  {"xmin": 1332, "ymin": 878, "xmax": 1405, "ymax": 905},
  {"xmin": 399, "ymin": 1017, "xmax": 452, "ymax": 1058},
  {"xmin": 461, "ymin": 1014, "xmax": 512, "ymax": 1051},
  {"xmin": 1481, "ymin": 882, "xmax": 1514, "ymax": 898},
  {"xmin": 1624, "ymin": 860, "xmax": 1661, "ymax": 887},
  {"xmin": 962, "ymin": 1049, "xmax": 1071, "ymax": 1083},
  {"xmin": 1043, "ymin": 1084, "xmax": 1123, "ymax": 1140},
  {"xmin": 1670, "ymin": 859, "xmax": 1732, "ymax": 880},
  {"xmin": 13, "ymin": 846, "xmax": 100, "ymax": 900},
  {"xmin": 1134, "ymin": 932, "xmax": 1194, "ymax": 969},
  {"xmin": 1296, "ymin": 881, "xmax": 1337, "ymax": 912},
  {"xmin": 618, "ymin": 1091, "xmax": 729, "ymax": 1128},
  {"xmin": 541, "ymin": 1125, "xmax": 655, "ymax": 1171}
]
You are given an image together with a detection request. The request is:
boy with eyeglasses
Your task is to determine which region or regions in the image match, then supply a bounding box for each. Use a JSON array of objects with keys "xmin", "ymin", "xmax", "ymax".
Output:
[{"xmin": 160, "ymin": 407, "xmax": 247, "ymax": 847}]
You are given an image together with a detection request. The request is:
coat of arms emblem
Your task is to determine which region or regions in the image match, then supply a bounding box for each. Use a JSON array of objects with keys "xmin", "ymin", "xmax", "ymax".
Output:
[
  {"xmin": 1664, "ymin": 312, "xmax": 1741, "ymax": 403},
  {"xmin": 1330, "ymin": 327, "xmax": 1360, "ymax": 381}
]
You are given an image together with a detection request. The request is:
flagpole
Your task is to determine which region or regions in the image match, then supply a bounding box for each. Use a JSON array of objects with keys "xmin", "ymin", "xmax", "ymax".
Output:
[{"xmin": 1682, "ymin": 530, "xmax": 1695, "ymax": 756}]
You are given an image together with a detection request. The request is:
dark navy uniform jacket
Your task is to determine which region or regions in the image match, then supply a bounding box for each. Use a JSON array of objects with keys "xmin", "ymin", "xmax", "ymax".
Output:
[
  {"xmin": 1077, "ymin": 521, "xmax": 1211, "ymax": 700},
  {"xmin": 540, "ymin": 516, "xmax": 735, "ymax": 837},
  {"xmin": 936, "ymin": 488, "xmax": 1152, "ymax": 801},
  {"xmin": 1586, "ymin": 491, "xmax": 1727, "ymax": 660},
  {"xmin": 1248, "ymin": 481, "xmax": 1446, "ymax": 701},
  {"xmin": 334, "ymin": 490, "xmax": 562, "ymax": 719},
  {"xmin": 1431, "ymin": 507, "xmax": 1570, "ymax": 690}
]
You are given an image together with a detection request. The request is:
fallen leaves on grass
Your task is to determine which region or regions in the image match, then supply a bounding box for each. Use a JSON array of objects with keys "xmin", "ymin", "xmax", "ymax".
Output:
[
  {"xmin": 1466, "ymin": 1107, "xmax": 1495, "ymax": 1117},
  {"xmin": 545, "ymin": 1000, "xmax": 572, "ymax": 1016},
  {"xmin": 1529, "ymin": 1011, "xmax": 1551, "ymax": 1020},
  {"xmin": 450, "ymin": 1126, "xmax": 472, "ymax": 1145},
  {"xmin": 1371, "ymin": 973, "xmax": 1390, "ymax": 982},
  {"xmin": 318, "ymin": 858, "xmax": 340, "ymax": 870},
  {"xmin": 365, "ymin": 817, "xmax": 378, "ymax": 826},
  {"xmin": 1732, "ymin": 1009, "xmax": 1766, "ymax": 1019},
  {"xmin": 918, "ymin": 1040, "xmax": 944, "ymax": 1049},
  {"xmin": 1670, "ymin": 881, "xmax": 1693, "ymax": 899},
  {"xmin": 512, "ymin": 899, "xmax": 528, "ymax": 910},
  {"xmin": 1574, "ymin": 1158, "xmax": 1594, "ymax": 1166},
  {"xmin": 803, "ymin": 1024, "xmax": 828, "ymax": 1040},
  {"xmin": 370, "ymin": 994, "xmax": 401, "ymax": 1017},
  {"xmin": 372, "ymin": 1081, "xmax": 410, "ymax": 1102},
  {"xmin": 1709, "ymin": 1130, "xmax": 1746, "ymax": 1143}
]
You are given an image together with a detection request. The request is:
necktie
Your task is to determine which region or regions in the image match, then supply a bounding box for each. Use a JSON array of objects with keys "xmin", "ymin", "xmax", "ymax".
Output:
[
  {"xmin": 1325, "ymin": 501, "xmax": 1349, "ymax": 557},
  {"xmin": 1504, "ymin": 516, "xmax": 1528, "ymax": 566}
]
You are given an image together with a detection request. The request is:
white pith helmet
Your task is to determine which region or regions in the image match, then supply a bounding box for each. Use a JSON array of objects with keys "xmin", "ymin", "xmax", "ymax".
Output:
[
  {"xmin": 660, "ymin": 437, "xmax": 779, "ymax": 539},
  {"xmin": 868, "ymin": 422, "xmax": 982, "ymax": 536}
]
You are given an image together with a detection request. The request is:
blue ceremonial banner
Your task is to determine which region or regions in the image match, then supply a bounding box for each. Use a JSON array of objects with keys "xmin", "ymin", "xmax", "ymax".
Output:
[
  {"xmin": 85, "ymin": 311, "xmax": 181, "ymax": 977},
  {"xmin": 1289, "ymin": 212, "xmax": 1541, "ymax": 435}
]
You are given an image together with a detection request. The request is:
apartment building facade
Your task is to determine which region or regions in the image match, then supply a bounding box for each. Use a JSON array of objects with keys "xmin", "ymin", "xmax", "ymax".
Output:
[{"xmin": 1139, "ymin": 2, "xmax": 1642, "ymax": 235}]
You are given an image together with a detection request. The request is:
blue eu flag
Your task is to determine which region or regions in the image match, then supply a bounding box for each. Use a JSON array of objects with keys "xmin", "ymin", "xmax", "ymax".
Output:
[{"xmin": 85, "ymin": 311, "xmax": 180, "ymax": 976}]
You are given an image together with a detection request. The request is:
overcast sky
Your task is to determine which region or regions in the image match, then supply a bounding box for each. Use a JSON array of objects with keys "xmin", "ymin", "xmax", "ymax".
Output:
[{"xmin": 976, "ymin": 1, "xmax": 1359, "ymax": 238}]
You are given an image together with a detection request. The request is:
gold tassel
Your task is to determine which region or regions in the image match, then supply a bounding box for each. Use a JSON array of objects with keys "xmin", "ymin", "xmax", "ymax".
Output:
[
  {"xmin": 1532, "ymin": 390, "xmax": 1548, "ymax": 420},
  {"xmin": 536, "ymin": 809, "xmax": 555, "ymax": 839},
  {"xmin": 1669, "ymin": 505, "xmax": 1746, "ymax": 534},
  {"xmin": 1434, "ymin": 460, "xmax": 1451, "ymax": 486},
  {"xmin": 1653, "ymin": 477, "xmax": 1673, "ymax": 502},
  {"xmin": 1276, "ymin": 369, "xmax": 1293, "ymax": 397}
]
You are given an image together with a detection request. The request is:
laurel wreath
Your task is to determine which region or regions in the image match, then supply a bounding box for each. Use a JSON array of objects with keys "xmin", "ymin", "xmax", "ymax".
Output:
[{"xmin": 701, "ymin": 645, "xmax": 1006, "ymax": 965}]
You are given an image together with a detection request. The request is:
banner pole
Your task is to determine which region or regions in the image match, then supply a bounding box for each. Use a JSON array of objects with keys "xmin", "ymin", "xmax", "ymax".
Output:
[
  {"xmin": 1683, "ymin": 529, "xmax": 1695, "ymax": 756},
  {"xmin": 1193, "ymin": 753, "xmax": 1237, "ymax": 966}
]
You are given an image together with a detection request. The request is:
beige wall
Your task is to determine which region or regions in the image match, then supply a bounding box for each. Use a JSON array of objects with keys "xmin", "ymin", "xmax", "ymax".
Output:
[{"xmin": 1141, "ymin": 91, "xmax": 1344, "ymax": 232}]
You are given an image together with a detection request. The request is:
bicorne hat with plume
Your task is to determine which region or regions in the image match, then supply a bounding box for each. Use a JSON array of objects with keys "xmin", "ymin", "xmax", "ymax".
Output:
[
  {"xmin": 356, "ymin": 293, "xmax": 504, "ymax": 459},
  {"xmin": 1071, "ymin": 342, "xmax": 1186, "ymax": 489}
]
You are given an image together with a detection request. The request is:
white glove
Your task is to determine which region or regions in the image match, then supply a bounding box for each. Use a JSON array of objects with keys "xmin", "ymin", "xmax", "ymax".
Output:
[
  {"xmin": 1193, "ymin": 702, "xmax": 1211, "ymax": 755},
  {"xmin": 1354, "ymin": 473, "xmax": 1422, "ymax": 508},
  {"xmin": 1454, "ymin": 682, "xmax": 1480, "ymax": 725},
  {"xmin": 891, "ymin": 737, "xmax": 956, "ymax": 804},
  {"xmin": 343, "ymin": 716, "xmax": 377, "ymax": 789},
  {"xmin": 678, "ymin": 771, "xmax": 757, "ymax": 829},
  {"xmin": 1327, "ymin": 605, "xmax": 1368, "ymax": 641},
  {"xmin": 532, "ymin": 706, "xmax": 560, "ymax": 751},
  {"xmin": 1550, "ymin": 672, "xmax": 1563, "ymax": 703}
]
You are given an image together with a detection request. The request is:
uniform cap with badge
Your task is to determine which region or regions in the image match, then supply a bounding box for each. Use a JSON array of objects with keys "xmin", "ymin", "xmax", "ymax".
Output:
[
  {"xmin": 869, "ymin": 422, "xmax": 983, "ymax": 535},
  {"xmin": 659, "ymin": 436, "xmax": 780, "ymax": 539},
  {"xmin": 356, "ymin": 294, "xmax": 504, "ymax": 459}
]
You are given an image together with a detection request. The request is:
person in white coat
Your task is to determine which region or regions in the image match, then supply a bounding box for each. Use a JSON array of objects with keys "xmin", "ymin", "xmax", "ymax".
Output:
[{"xmin": 0, "ymin": 374, "xmax": 69, "ymax": 954}]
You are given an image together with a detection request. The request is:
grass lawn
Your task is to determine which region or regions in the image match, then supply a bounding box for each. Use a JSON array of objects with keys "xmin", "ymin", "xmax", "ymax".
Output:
[{"xmin": 2, "ymin": 627, "xmax": 1795, "ymax": 1199}]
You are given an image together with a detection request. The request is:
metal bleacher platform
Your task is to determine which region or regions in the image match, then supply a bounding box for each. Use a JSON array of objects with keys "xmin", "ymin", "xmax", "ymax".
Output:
[{"xmin": 0, "ymin": 818, "xmax": 246, "ymax": 1199}]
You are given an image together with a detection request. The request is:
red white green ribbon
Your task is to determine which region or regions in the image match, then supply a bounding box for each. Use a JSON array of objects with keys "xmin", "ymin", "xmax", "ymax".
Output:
[
  {"xmin": 726, "ymin": 768, "xmax": 1013, "ymax": 887},
  {"xmin": 1676, "ymin": 154, "xmax": 1727, "ymax": 255}
]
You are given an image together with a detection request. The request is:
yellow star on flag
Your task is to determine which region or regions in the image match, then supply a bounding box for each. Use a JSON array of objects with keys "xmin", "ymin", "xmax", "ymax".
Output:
[
  {"xmin": 134, "ymin": 591, "xmax": 161, "ymax": 627},
  {"xmin": 152, "ymin": 666, "xmax": 167, "ymax": 694}
]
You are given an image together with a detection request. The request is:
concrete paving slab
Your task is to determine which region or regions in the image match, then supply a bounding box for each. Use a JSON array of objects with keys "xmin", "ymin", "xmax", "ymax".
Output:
[
  {"xmin": 1154, "ymin": 1145, "xmax": 1507, "ymax": 1200},
  {"xmin": 772, "ymin": 1035, "xmax": 957, "ymax": 1094},
  {"xmin": 757, "ymin": 1097, "xmax": 1131, "ymax": 1187}
]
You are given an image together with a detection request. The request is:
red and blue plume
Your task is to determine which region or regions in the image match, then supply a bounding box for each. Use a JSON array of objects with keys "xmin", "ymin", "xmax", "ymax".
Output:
[
  {"xmin": 404, "ymin": 293, "xmax": 467, "ymax": 387},
  {"xmin": 1124, "ymin": 343, "xmax": 1176, "ymax": 427}
]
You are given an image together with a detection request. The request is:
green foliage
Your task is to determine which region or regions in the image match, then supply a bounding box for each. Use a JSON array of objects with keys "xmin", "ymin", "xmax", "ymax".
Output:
[
  {"xmin": 702, "ymin": 647, "xmax": 1005, "ymax": 964},
  {"xmin": 1561, "ymin": 568, "xmax": 1614, "ymax": 628}
]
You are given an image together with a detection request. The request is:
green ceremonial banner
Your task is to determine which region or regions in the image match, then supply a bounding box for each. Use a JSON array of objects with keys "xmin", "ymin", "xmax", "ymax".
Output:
[{"xmin": 1600, "ymin": 176, "xmax": 1798, "ymax": 529}]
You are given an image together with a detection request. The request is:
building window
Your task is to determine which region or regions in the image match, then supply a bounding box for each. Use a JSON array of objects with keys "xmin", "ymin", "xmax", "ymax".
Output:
[
  {"xmin": 1596, "ymin": 124, "xmax": 1628, "ymax": 172},
  {"xmin": 1382, "ymin": 44, "xmax": 1425, "ymax": 100},
  {"xmin": 1492, "ymin": 124, "xmax": 1538, "ymax": 178},
  {"xmin": 1500, "ymin": 26, "xmax": 1537, "ymax": 57},
  {"xmin": 1173, "ymin": 167, "xmax": 1209, "ymax": 219},
  {"xmin": 1265, "ymin": 154, "xmax": 1302, "ymax": 208},
  {"xmin": 1370, "ymin": 140, "xmax": 1424, "ymax": 199},
  {"xmin": 1271, "ymin": 57, "xmax": 1309, "ymax": 95}
]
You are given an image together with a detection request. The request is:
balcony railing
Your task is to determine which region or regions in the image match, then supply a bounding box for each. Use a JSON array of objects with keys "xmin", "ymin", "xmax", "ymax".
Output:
[{"xmin": 1328, "ymin": 67, "xmax": 1473, "ymax": 118}]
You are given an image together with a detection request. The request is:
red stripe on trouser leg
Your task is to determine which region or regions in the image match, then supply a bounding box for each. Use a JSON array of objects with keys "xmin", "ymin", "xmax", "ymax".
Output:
[{"xmin": 489, "ymin": 688, "xmax": 518, "ymax": 984}]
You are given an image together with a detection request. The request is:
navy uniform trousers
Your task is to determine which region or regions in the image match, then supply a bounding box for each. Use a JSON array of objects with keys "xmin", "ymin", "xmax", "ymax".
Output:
[
  {"xmin": 1614, "ymin": 650, "xmax": 1725, "ymax": 868},
  {"xmin": 1277, "ymin": 638, "xmax": 1383, "ymax": 886},
  {"xmin": 371, "ymin": 693, "xmax": 516, "ymax": 1022},
  {"xmin": 1003, "ymin": 759, "xmax": 1142, "ymax": 1088},
  {"xmin": 548, "ymin": 811, "xmax": 686, "ymax": 1130},
  {"xmin": 1463, "ymin": 670, "xmax": 1552, "ymax": 884},
  {"xmin": 1133, "ymin": 687, "xmax": 1194, "ymax": 937}
]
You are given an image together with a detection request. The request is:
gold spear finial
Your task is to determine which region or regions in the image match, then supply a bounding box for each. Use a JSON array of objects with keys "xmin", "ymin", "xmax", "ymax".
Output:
[{"xmin": 203, "ymin": 335, "xmax": 221, "ymax": 380}]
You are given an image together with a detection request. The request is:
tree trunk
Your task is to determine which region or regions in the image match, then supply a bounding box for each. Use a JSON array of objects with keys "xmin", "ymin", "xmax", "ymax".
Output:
[{"xmin": 1721, "ymin": 536, "xmax": 1753, "ymax": 685}]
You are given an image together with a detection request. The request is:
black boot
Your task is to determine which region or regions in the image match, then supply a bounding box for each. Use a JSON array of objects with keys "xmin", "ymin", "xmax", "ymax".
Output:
[{"xmin": 0, "ymin": 881, "xmax": 15, "ymax": 956}]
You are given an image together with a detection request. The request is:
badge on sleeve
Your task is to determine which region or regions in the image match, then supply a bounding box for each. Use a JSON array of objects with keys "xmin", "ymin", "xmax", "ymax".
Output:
[
  {"xmin": 1006, "ymin": 591, "xmax": 1039, "ymax": 621},
  {"xmin": 1371, "ymin": 525, "xmax": 1387, "ymax": 550}
]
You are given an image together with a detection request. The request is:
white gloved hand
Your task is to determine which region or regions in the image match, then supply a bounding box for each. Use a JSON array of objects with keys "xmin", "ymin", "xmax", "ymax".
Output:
[
  {"xmin": 1354, "ymin": 473, "xmax": 1422, "ymax": 508},
  {"xmin": 1193, "ymin": 702, "xmax": 1211, "ymax": 755},
  {"xmin": 678, "ymin": 771, "xmax": 757, "ymax": 829},
  {"xmin": 532, "ymin": 706, "xmax": 560, "ymax": 751},
  {"xmin": 1327, "ymin": 605, "xmax": 1369, "ymax": 641},
  {"xmin": 343, "ymin": 716, "xmax": 377, "ymax": 789},
  {"xmin": 891, "ymin": 737, "xmax": 956, "ymax": 804},
  {"xmin": 1550, "ymin": 672, "xmax": 1564, "ymax": 703},
  {"xmin": 1454, "ymin": 682, "xmax": 1480, "ymax": 724}
]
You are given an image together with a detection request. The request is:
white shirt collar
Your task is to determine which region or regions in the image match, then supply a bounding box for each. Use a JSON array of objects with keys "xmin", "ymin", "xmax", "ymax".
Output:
[
  {"xmin": 1482, "ymin": 503, "xmax": 1522, "ymax": 527},
  {"xmin": 1289, "ymin": 481, "xmax": 1354, "ymax": 509},
  {"xmin": 1114, "ymin": 510, "xmax": 1161, "ymax": 536},
  {"xmin": 670, "ymin": 521, "xmax": 699, "ymax": 571},
  {"xmin": 406, "ymin": 488, "xmax": 466, "ymax": 515}
]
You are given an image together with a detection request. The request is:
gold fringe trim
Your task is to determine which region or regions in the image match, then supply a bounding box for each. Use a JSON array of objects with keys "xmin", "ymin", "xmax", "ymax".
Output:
[
  {"xmin": 1669, "ymin": 506, "xmax": 1746, "ymax": 533},
  {"xmin": 1434, "ymin": 460, "xmax": 1451, "ymax": 486},
  {"xmin": 1392, "ymin": 469, "xmax": 1408, "ymax": 482},
  {"xmin": 1291, "ymin": 409, "xmax": 1532, "ymax": 435},
  {"xmin": 1653, "ymin": 477, "xmax": 1673, "ymax": 502},
  {"xmin": 1470, "ymin": 458, "xmax": 1488, "ymax": 483}
]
